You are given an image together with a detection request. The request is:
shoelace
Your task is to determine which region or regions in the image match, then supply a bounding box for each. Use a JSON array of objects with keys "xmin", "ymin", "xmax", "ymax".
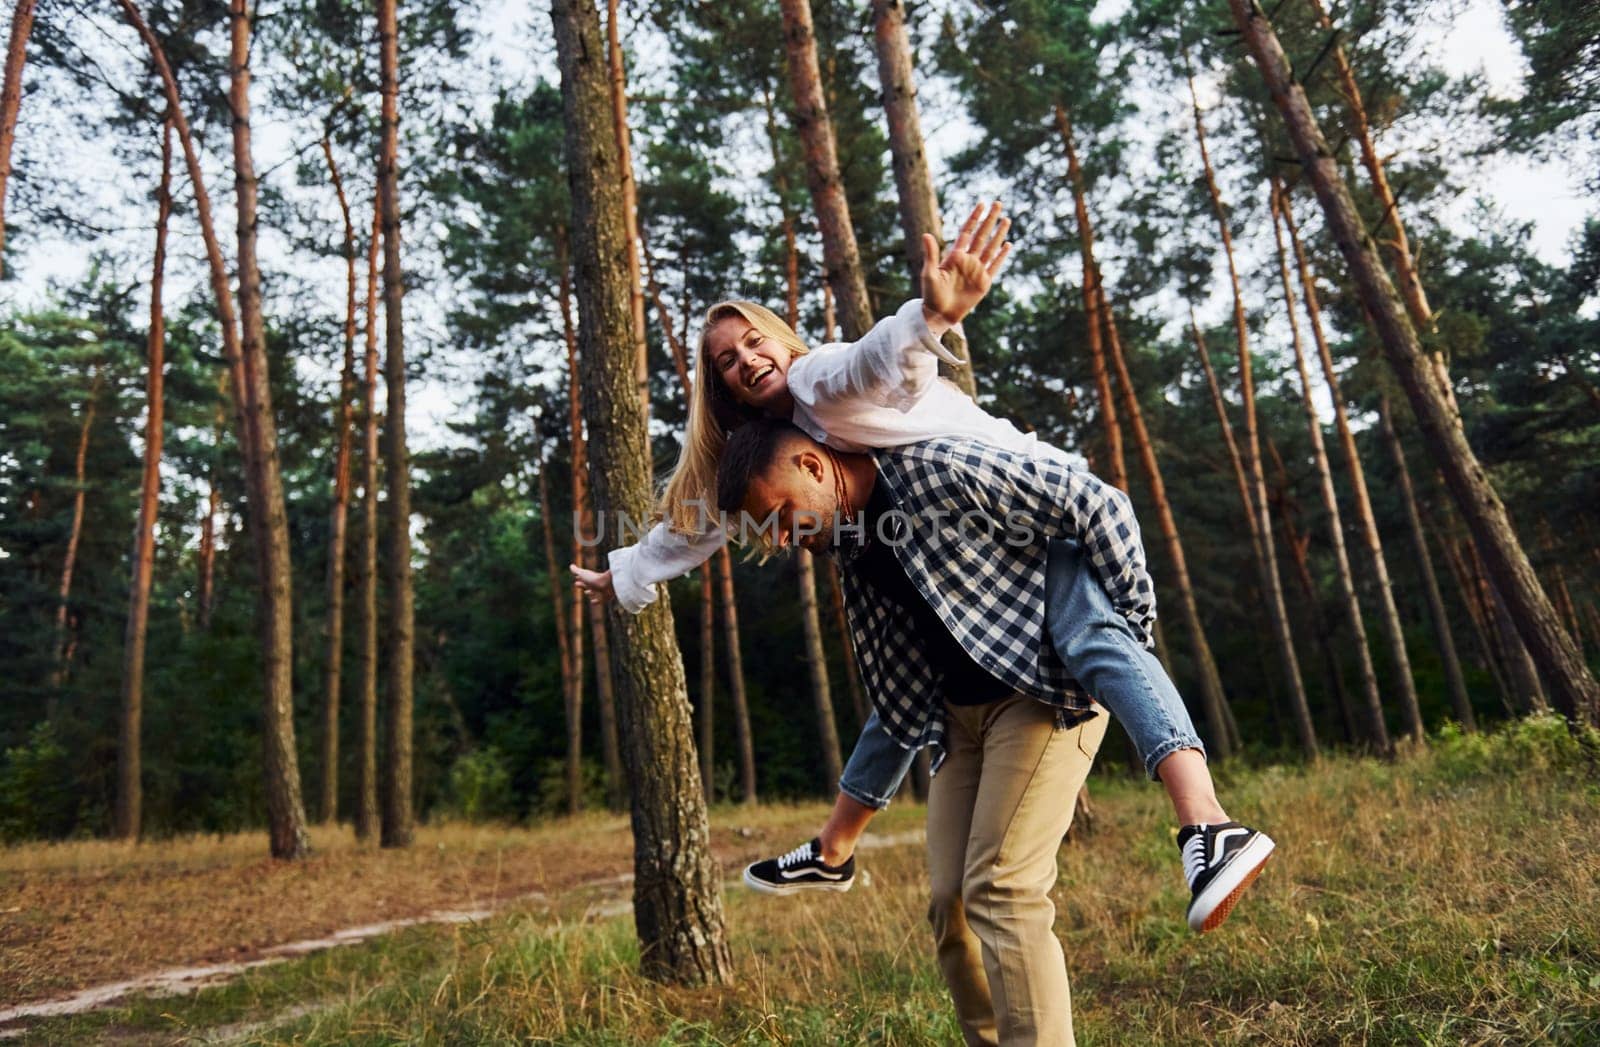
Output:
[
  {"xmin": 775, "ymin": 841, "xmax": 817, "ymax": 871},
  {"xmin": 1181, "ymin": 832, "xmax": 1208, "ymax": 891}
]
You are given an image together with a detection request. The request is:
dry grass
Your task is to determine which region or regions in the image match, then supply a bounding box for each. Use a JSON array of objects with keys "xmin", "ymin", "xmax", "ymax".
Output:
[
  {"xmin": 7, "ymin": 718, "xmax": 1600, "ymax": 1045},
  {"xmin": 0, "ymin": 801, "xmax": 911, "ymax": 1008}
]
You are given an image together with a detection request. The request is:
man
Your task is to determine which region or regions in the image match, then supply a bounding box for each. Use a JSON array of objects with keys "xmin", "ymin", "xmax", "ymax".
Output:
[{"xmin": 715, "ymin": 418, "xmax": 1271, "ymax": 1046}]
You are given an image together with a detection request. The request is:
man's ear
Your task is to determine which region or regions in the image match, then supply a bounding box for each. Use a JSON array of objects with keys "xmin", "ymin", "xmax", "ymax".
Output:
[{"xmin": 795, "ymin": 448, "xmax": 826, "ymax": 485}]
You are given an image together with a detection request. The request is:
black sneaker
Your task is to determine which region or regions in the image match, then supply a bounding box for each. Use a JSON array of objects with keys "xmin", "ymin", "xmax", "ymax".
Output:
[
  {"xmin": 1178, "ymin": 821, "xmax": 1275, "ymax": 933},
  {"xmin": 742, "ymin": 837, "xmax": 855, "ymax": 895}
]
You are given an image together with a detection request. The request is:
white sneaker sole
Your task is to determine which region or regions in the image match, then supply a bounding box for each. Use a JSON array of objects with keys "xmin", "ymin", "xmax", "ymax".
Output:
[
  {"xmin": 742, "ymin": 864, "xmax": 854, "ymax": 896},
  {"xmin": 1188, "ymin": 833, "xmax": 1275, "ymax": 933}
]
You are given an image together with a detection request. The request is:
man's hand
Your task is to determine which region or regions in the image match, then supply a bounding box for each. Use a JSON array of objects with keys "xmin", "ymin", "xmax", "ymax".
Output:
[
  {"xmin": 921, "ymin": 202, "xmax": 1014, "ymax": 334},
  {"xmin": 570, "ymin": 563, "xmax": 616, "ymax": 605}
]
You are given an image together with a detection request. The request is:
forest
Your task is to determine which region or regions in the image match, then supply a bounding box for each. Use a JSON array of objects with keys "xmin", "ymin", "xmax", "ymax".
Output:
[{"xmin": 0, "ymin": 0, "xmax": 1596, "ymax": 939}]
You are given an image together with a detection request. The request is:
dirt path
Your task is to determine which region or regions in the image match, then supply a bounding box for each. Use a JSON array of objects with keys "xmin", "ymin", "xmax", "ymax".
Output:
[{"xmin": 0, "ymin": 811, "xmax": 925, "ymax": 1037}]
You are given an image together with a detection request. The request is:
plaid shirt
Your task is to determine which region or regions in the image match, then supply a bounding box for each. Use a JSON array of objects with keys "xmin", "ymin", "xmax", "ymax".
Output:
[{"xmin": 833, "ymin": 438, "xmax": 1156, "ymax": 766}]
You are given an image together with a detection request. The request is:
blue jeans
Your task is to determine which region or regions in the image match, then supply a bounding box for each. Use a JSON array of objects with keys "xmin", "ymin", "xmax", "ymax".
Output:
[{"xmin": 837, "ymin": 539, "xmax": 1205, "ymax": 808}]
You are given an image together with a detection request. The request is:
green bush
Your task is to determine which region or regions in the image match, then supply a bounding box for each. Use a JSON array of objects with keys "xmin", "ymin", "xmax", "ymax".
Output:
[
  {"xmin": 443, "ymin": 747, "xmax": 517, "ymax": 823},
  {"xmin": 0, "ymin": 721, "xmax": 84, "ymax": 842},
  {"xmin": 1431, "ymin": 714, "xmax": 1597, "ymax": 785}
]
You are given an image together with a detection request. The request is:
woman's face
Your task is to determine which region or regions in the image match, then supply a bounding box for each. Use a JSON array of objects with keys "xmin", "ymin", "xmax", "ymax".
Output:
[{"xmin": 706, "ymin": 315, "xmax": 795, "ymax": 415}]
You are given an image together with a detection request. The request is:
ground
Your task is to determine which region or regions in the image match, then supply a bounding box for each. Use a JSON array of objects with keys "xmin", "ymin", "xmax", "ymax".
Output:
[{"xmin": 2, "ymin": 717, "xmax": 1598, "ymax": 1045}]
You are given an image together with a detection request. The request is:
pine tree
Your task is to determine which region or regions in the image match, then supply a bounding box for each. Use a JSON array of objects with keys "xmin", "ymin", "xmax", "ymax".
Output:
[{"xmin": 551, "ymin": 0, "xmax": 731, "ymax": 985}]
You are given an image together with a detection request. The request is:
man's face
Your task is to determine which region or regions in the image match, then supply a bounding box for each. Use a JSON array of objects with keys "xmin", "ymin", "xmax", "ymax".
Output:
[{"xmin": 740, "ymin": 446, "xmax": 839, "ymax": 552}]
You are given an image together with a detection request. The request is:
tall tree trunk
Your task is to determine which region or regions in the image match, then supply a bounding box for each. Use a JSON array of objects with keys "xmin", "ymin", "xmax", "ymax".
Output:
[
  {"xmin": 717, "ymin": 544, "xmax": 757, "ymax": 804},
  {"xmin": 698, "ymin": 564, "xmax": 715, "ymax": 799},
  {"xmin": 230, "ymin": 0, "xmax": 310, "ymax": 860},
  {"xmin": 1378, "ymin": 395, "xmax": 1475, "ymax": 730},
  {"xmin": 1279, "ymin": 187, "xmax": 1422, "ymax": 743},
  {"xmin": 778, "ymin": 0, "xmax": 871, "ymax": 339},
  {"xmin": 1097, "ymin": 281, "xmax": 1234, "ymax": 756},
  {"xmin": 1441, "ymin": 531, "xmax": 1515, "ymax": 713},
  {"xmin": 318, "ymin": 132, "xmax": 359, "ymax": 825},
  {"xmin": 558, "ymin": 227, "xmax": 590, "ymax": 814},
  {"xmin": 1306, "ymin": 0, "xmax": 1456, "ymax": 410},
  {"xmin": 604, "ymin": 0, "xmax": 649, "ymax": 419},
  {"xmin": 115, "ymin": 118, "xmax": 173, "ymax": 841},
  {"xmin": 538, "ymin": 463, "xmax": 580, "ymax": 816},
  {"xmin": 870, "ymin": 0, "xmax": 974, "ymax": 395},
  {"xmin": 1229, "ymin": 0, "xmax": 1600, "ymax": 727},
  {"xmin": 1189, "ymin": 77, "xmax": 1316, "ymax": 755},
  {"xmin": 1055, "ymin": 105, "xmax": 1128, "ymax": 493},
  {"xmin": 355, "ymin": 200, "xmax": 381, "ymax": 841},
  {"xmin": 552, "ymin": 0, "xmax": 733, "ymax": 985},
  {"xmin": 376, "ymin": 0, "xmax": 414, "ymax": 847},
  {"xmin": 1270, "ymin": 183, "xmax": 1390, "ymax": 754},
  {"xmin": 196, "ymin": 396, "xmax": 221, "ymax": 632},
  {"xmin": 1191, "ymin": 313, "xmax": 1265, "ymax": 572},
  {"xmin": 817, "ymin": 290, "xmax": 869, "ymax": 729},
  {"xmin": 52, "ymin": 365, "xmax": 100, "ymax": 688},
  {"xmin": 797, "ymin": 549, "xmax": 844, "ymax": 788},
  {"xmin": 1268, "ymin": 442, "xmax": 1359, "ymax": 744},
  {"xmin": 0, "ymin": 0, "xmax": 36, "ymax": 278}
]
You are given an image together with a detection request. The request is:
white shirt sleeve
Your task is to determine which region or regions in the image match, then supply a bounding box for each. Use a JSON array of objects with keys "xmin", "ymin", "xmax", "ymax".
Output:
[
  {"xmin": 787, "ymin": 298, "xmax": 968, "ymax": 413},
  {"xmin": 607, "ymin": 521, "xmax": 729, "ymax": 614}
]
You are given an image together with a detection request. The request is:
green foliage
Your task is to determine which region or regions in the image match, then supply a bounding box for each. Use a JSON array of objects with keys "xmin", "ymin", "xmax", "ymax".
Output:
[
  {"xmin": 1430, "ymin": 714, "xmax": 1599, "ymax": 787},
  {"xmin": 0, "ymin": 722, "xmax": 82, "ymax": 842},
  {"xmin": 442, "ymin": 747, "xmax": 517, "ymax": 823}
]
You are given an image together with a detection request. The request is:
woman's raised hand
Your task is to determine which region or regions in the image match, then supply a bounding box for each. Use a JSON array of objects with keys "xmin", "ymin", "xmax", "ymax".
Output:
[
  {"xmin": 920, "ymin": 202, "xmax": 1014, "ymax": 331},
  {"xmin": 570, "ymin": 563, "xmax": 617, "ymax": 605}
]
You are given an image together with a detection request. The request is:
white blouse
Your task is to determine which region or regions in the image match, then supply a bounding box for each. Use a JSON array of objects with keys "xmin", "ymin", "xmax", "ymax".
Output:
[{"xmin": 606, "ymin": 297, "xmax": 1084, "ymax": 613}]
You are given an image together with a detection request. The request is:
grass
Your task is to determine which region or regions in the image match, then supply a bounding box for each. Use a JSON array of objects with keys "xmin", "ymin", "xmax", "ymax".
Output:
[{"xmin": 7, "ymin": 717, "xmax": 1600, "ymax": 1045}]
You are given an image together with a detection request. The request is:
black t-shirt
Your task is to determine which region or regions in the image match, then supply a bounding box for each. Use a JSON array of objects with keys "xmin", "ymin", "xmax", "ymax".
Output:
[{"xmin": 847, "ymin": 481, "xmax": 1012, "ymax": 706}]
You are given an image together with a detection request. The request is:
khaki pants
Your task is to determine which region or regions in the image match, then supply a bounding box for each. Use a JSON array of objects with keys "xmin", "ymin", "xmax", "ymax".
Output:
[{"xmin": 926, "ymin": 697, "xmax": 1108, "ymax": 1047}]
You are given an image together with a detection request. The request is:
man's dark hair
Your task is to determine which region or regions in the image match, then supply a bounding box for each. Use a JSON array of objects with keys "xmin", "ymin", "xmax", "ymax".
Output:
[{"xmin": 716, "ymin": 417, "xmax": 805, "ymax": 514}]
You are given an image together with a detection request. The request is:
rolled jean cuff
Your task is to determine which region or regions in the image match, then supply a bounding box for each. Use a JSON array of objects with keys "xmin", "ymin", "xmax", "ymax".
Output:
[
  {"xmin": 839, "ymin": 776, "xmax": 895, "ymax": 811},
  {"xmin": 1142, "ymin": 734, "xmax": 1206, "ymax": 782}
]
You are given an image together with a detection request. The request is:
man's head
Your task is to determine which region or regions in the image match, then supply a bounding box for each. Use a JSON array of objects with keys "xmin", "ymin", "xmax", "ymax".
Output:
[{"xmin": 716, "ymin": 419, "xmax": 851, "ymax": 552}]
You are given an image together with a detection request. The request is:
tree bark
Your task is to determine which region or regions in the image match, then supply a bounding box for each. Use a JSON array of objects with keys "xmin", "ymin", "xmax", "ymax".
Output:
[
  {"xmin": 778, "ymin": 0, "xmax": 871, "ymax": 339},
  {"xmin": 355, "ymin": 199, "xmax": 381, "ymax": 841},
  {"xmin": 558, "ymin": 227, "xmax": 590, "ymax": 814},
  {"xmin": 1278, "ymin": 187, "xmax": 1421, "ymax": 743},
  {"xmin": 1055, "ymin": 105, "xmax": 1127, "ymax": 493},
  {"xmin": 1229, "ymin": 0, "xmax": 1600, "ymax": 726},
  {"xmin": 115, "ymin": 117, "xmax": 173, "ymax": 841},
  {"xmin": 1441, "ymin": 530, "xmax": 1515, "ymax": 713},
  {"xmin": 0, "ymin": 0, "xmax": 36, "ymax": 278},
  {"xmin": 870, "ymin": 0, "xmax": 974, "ymax": 396},
  {"xmin": 797, "ymin": 549, "xmax": 844, "ymax": 787},
  {"xmin": 553, "ymin": 0, "xmax": 732, "ymax": 985},
  {"xmin": 230, "ymin": 0, "xmax": 310, "ymax": 860},
  {"xmin": 1268, "ymin": 442, "xmax": 1358, "ymax": 744},
  {"xmin": 376, "ymin": 0, "xmax": 414, "ymax": 847},
  {"xmin": 52, "ymin": 366, "xmax": 100, "ymax": 688},
  {"xmin": 717, "ymin": 544, "xmax": 757, "ymax": 804},
  {"xmin": 1270, "ymin": 183, "xmax": 1390, "ymax": 754},
  {"xmin": 698, "ymin": 564, "xmax": 715, "ymax": 799},
  {"xmin": 1097, "ymin": 281, "xmax": 1234, "ymax": 756},
  {"xmin": 1306, "ymin": 0, "xmax": 1457, "ymax": 411},
  {"xmin": 1378, "ymin": 394, "xmax": 1475, "ymax": 730},
  {"xmin": 537, "ymin": 464, "xmax": 580, "ymax": 814},
  {"xmin": 1189, "ymin": 79, "xmax": 1316, "ymax": 755},
  {"xmin": 318, "ymin": 132, "xmax": 359, "ymax": 825},
  {"xmin": 604, "ymin": 0, "xmax": 649, "ymax": 419},
  {"xmin": 196, "ymin": 402, "xmax": 221, "ymax": 631}
]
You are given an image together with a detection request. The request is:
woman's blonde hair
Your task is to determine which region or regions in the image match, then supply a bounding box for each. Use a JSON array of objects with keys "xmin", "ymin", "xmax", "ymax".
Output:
[{"xmin": 657, "ymin": 300, "xmax": 813, "ymax": 534}]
